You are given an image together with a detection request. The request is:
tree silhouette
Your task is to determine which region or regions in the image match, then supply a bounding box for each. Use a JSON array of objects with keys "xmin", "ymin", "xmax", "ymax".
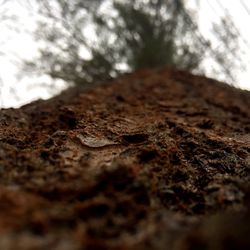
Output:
[{"xmin": 23, "ymin": 0, "xmax": 244, "ymax": 85}]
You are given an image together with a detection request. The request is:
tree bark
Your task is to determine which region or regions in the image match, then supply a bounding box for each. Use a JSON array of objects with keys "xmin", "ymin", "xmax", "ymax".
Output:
[{"xmin": 0, "ymin": 67, "xmax": 249, "ymax": 249}]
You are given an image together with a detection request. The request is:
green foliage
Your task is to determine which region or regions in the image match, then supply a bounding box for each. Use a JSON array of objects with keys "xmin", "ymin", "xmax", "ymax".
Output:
[{"xmin": 23, "ymin": 0, "xmax": 242, "ymax": 85}]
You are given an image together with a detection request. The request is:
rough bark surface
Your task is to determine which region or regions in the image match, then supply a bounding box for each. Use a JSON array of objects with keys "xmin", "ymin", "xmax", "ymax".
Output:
[{"xmin": 0, "ymin": 68, "xmax": 250, "ymax": 249}]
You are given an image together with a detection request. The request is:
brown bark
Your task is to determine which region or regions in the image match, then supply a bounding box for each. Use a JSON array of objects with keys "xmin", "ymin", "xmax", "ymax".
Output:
[{"xmin": 0, "ymin": 68, "xmax": 249, "ymax": 249}]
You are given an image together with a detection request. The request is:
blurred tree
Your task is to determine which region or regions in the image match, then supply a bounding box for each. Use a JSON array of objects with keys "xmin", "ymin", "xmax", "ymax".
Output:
[
  {"xmin": 95, "ymin": 0, "xmax": 204, "ymax": 72},
  {"xmin": 211, "ymin": 15, "xmax": 246, "ymax": 82},
  {"xmin": 23, "ymin": 0, "xmax": 244, "ymax": 85}
]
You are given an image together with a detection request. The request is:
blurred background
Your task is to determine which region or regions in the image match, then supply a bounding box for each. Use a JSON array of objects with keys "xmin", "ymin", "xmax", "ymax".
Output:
[{"xmin": 0, "ymin": 0, "xmax": 250, "ymax": 108}]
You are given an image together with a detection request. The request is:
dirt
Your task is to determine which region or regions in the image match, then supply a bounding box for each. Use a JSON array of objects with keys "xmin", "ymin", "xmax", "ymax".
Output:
[{"xmin": 0, "ymin": 67, "xmax": 249, "ymax": 249}]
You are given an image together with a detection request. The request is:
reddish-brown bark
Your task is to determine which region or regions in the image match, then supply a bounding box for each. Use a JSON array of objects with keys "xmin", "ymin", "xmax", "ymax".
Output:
[{"xmin": 0, "ymin": 68, "xmax": 249, "ymax": 249}]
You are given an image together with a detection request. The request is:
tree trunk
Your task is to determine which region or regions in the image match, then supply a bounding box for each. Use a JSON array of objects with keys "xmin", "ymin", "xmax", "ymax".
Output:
[{"xmin": 0, "ymin": 67, "xmax": 249, "ymax": 249}]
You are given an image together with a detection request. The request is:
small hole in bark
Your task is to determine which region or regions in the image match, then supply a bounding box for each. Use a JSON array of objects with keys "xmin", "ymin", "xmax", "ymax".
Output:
[{"xmin": 122, "ymin": 133, "xmax": 148, "ymax": 144}]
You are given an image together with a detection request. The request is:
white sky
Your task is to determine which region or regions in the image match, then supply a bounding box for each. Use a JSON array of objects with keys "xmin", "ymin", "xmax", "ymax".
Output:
[
  {"xmin": 197, "ymin": 0, "xmax": 250, "ymax": 88},
  {"xmin": 0, "ymin": 0, "xmax": 250, "ymax": 108}
]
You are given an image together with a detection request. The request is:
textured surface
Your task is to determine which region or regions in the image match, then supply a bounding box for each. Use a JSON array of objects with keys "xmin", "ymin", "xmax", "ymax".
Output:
[{"xmin": 0, "ymin": 68, "xmax": 250, "ymax": 249}]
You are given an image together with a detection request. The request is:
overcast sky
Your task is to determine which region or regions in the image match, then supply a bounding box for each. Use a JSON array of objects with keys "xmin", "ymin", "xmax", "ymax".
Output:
[{"xmin": 0, "ymin": 0, "xmax": 250, "ymax": 108}]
